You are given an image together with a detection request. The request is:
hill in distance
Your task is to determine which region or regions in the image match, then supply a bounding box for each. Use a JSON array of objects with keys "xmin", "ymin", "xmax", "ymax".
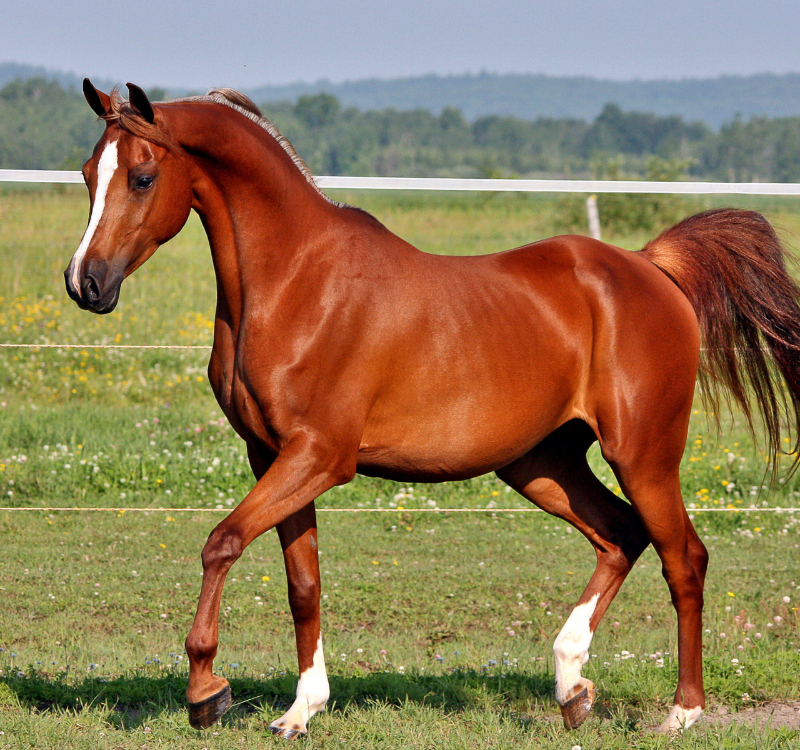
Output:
[
  {"xmin": 0, "ymin": 63, "xmax": 116, "ymax": 99},
  {"xmin": 248, "ymin": 71, "xmax": 800, "ymax": 128},
  {"xmin": 4, "ymin": 62, "xmax": 800, "ymax": 127}
]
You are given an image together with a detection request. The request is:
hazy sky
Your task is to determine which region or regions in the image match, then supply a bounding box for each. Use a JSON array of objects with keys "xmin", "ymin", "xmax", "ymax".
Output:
[{"xmin": 4, "ymin": 0, "xmax": 800, "ymax": 89}]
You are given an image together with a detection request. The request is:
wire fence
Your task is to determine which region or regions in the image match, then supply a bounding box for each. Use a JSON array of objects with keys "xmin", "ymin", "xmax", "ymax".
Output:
[
  {"xmin": 0, "ymin": 506, "xmax": 793, "ymax": 514},
  {"xmin": 0, "ymin": 343, "xmax": 210, "ymax": 350}
]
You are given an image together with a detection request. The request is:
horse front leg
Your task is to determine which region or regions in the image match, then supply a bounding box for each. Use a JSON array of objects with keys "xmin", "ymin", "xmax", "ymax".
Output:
[
  {"xmin": 269, "ymin": 501, "xmax": 329, "ymax": 739},
  {"xmin": 184, "ymin": 438, "xmax": 351, "ymax": 730}
]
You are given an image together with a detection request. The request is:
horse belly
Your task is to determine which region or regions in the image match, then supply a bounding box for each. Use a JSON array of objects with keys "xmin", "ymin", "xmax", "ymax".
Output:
[{"xmin": 357, "ymin": 363, "xmax": 579, "ymax": 481}]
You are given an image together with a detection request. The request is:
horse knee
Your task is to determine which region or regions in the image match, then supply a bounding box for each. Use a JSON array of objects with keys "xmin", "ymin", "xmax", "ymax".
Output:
[
  {"xmin": 598, "ymin": 545, "xmax": 632, "ymax": 578},
  {"xmin": 659, "ymin": 532, "xmax": 708, "ymax": 609},
  {"xmin": 628, "ymin": 527, "xmax": 651, "ymax": 560},
  {"xmin": 597, "ymin": 529, "xmax": 646, "ymax": 576},
  {"xmin": 661, "ymin": 562, "xmax": 704, "ymax": 611},
  {"xmin": 202, "ymin": 526, "xmax": 243, "ymax": 572},
  {"xmin": 687, "ymin": 535, "xmax": 709, "ymax": 582}
]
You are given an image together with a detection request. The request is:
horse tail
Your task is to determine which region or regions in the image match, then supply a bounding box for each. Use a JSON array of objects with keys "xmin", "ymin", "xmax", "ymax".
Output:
[{"xmin": 639, "ymin": 208, "xmax": 800, "ymax": 476}]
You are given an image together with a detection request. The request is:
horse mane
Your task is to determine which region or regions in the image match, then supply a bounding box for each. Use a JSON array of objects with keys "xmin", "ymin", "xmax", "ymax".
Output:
[{"xmin": 102, "ymin": 87, "xmax": 343, "ymax": 207}]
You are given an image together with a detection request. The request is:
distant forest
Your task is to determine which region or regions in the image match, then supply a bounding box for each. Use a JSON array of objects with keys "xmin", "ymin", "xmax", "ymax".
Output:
[
  {"xmin": 7, "ymin": 63, "xmax": 800, "ymax": 125},
  {"xmin": 4, "ymin": 77, "xmax": 800, "ymax": 183}
]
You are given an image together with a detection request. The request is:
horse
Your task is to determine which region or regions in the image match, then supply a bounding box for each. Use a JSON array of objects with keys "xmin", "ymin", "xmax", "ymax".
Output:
[{"xmin": 65, "ymin": 79, "xmax": 800, "ymax": 738}]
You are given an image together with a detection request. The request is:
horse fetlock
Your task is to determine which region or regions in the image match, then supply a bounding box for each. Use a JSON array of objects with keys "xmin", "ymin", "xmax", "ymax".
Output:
[
  {"xmin": 553, "ymin": 595, "xmax": 597, "ymax": 703},
  {"xmin": 185, "ymin": 632, "xmax": 218, "ymax": 662},
  {"xmin": 186, "ymin": 672, "xmax": 229, "ymax": 703},
  {"xmin": 270, "ymin": 635, "xmax": 330, "ymax": 737}
]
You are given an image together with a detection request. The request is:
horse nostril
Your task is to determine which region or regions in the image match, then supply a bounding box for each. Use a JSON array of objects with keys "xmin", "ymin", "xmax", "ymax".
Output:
[{"xmin": 84, "ymin": 274, "xmax": 101, "ymax": 304}]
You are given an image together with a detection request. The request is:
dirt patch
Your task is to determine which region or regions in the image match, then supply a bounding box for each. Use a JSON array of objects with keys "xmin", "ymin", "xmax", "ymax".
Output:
[{"xmin": 705, "ymin": 702, "xmax": 800, "ymax": 730}]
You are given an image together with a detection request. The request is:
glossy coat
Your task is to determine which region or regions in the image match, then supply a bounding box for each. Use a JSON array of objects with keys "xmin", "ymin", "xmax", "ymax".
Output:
[{"xmin": 65, "ymin": 80, "xmax": 800, "ymax": 736}]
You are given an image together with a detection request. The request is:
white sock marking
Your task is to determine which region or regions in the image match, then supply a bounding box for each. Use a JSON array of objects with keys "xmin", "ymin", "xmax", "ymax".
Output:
[
  {"xmin": 659, "ymin": 704, "xmax": 704, "ymax": 732},
  {"xmin": 69, "ymin": 140, "xmax": 119, "ymax": 295},
  {"xmin": 295, "ymin": 635, "xmax": 329, "ymax": 711},
  {"xmin": 553, "ymin": 594, "xmax": 598, "ymax": 704},
  {"xmin": 271, "ymin": 635, "xmax": 329, "ymax": 734}
]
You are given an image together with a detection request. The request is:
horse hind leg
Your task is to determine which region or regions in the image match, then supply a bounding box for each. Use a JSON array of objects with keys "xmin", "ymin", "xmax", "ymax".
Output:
[
  {"xmin": 610, "ymin": 463, "xmax": 708, "ymax": 733},
  {"xmin": 496, "ymin": 420, "xmax": 650, "ymax": 729}
]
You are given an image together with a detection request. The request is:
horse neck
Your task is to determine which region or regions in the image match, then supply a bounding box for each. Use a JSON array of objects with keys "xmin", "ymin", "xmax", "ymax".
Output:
[{"xmin": 166, "ymin": 101, "xmax": 337, "ymax": 325}]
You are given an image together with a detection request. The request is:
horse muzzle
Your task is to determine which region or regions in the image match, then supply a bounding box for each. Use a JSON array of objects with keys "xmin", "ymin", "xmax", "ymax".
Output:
[{"xmin": 64, "ymin": 258, "xmax": 123, "ymax": 315}]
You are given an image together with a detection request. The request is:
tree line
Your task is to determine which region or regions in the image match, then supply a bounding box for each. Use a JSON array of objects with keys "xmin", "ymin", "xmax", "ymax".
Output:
[{"xmin": 3, "ymin": 77, "xmax": 800, "ymax": 183}]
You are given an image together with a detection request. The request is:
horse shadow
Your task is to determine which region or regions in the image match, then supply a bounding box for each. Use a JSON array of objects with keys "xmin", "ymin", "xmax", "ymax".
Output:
[{"xmin": 1, "ymin": 667, "xmax": 560, "ymax": 730}]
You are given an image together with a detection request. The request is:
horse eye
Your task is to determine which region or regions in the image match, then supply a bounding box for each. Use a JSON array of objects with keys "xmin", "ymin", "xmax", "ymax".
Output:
[{"xmin": 135, "ymin": 175, "xmax": 154, "ymax": 190}]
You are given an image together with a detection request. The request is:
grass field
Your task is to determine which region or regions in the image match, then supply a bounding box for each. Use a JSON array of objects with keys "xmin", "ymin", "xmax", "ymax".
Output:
[{"xmin": 0, "ymin": 185, "xmax": 800, "ymax": 748}]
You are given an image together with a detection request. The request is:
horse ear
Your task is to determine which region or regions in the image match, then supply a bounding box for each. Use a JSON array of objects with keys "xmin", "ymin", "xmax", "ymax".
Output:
[
  {"xmin": 126, "ymin": 83, "xmax": 155, "ymax": 124},
  {"xmin": 83, "ymin": 78, "xmax": 111, "ymax": 118}
]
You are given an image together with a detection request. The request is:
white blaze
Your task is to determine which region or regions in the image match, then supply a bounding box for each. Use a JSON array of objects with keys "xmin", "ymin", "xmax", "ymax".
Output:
[
  {"xmin": 553, "ymin": 594, "xmax": 598, "ymax": 704},
  {"xmin": 69, "ymin": 140, "xmax": 119, "ymax": 295},
  {"xmin": 270, "ymin": 635, "xmax": 329, "ymax": 735}
]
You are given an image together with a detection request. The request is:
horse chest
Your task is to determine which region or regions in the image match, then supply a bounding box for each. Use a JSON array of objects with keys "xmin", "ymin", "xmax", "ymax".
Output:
[{"xmin": 210, "ymin": 350, "xmax": 278, "ymax": 453}]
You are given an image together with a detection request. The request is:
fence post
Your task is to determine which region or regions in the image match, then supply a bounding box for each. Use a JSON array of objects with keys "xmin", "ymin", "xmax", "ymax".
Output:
[{"xmin": 586, "ymin": 195, "xmax": 601, "ymax": 241}]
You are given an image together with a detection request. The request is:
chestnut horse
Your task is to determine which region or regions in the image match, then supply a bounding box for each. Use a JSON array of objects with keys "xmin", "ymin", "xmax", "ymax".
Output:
[{"xmin": 66, "ymin": 80, "xmax": 800, "ymax": 737}]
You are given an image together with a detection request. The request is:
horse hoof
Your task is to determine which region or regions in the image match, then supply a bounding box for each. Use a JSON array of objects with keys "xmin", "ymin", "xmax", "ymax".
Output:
[
  {"xmin": 559, "ymin": 681, "xmax": 596, "ymax": 729},
  {"xmin": 270, "ymin": 722, "xmax": 306, "ymax": 740},
  {"xmin": 188, "ymin": 684, "xmax": 232, "ymax": 729},
  {"xmin": 657, "ymin": 704, "xmax": 704, "ymax": 733}
]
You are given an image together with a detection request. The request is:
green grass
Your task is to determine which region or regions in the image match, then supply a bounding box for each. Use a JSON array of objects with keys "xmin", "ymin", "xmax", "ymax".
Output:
[
  {"xmin": 0, "ymin": 186, "xmax": 799, "ymax": 748},
  {"xmin": 0, "ymin": 510, "xmax": 798, "ymax": 748}
]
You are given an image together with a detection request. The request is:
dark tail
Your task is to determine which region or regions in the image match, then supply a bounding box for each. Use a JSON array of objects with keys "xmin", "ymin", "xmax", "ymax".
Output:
[{"xmin": 640, "ymin": 208, "xmax": 800, "ymax": 476}]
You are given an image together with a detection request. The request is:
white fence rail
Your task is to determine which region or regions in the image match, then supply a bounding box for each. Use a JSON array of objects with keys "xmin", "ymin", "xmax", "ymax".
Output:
[{"xmin": 4, "ymin": 169, "xmax": 800, "ymax": 195}]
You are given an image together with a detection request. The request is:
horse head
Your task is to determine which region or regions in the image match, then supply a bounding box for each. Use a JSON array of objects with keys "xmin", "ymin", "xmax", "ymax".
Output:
[{"xmin": 65, "ymin": 79, "xmax": 193, "ymax": 313}]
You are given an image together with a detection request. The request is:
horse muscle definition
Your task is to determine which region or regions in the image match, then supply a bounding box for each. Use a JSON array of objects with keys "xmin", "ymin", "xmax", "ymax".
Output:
[{"xmin": 65, "ymin": 80, "xmax": 800, "ymax": 737}]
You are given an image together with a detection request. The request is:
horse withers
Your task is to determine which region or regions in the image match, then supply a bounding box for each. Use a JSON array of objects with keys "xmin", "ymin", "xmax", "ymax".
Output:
[{"xmin": 65, "ymin": 79, "xmax": 800, "ymax": 737}]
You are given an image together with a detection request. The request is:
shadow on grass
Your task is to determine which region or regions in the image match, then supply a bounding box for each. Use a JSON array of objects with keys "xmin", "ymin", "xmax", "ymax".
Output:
[{"xmin": 1, "ymin": 667, "xmax": 556, "ymax": 729}]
